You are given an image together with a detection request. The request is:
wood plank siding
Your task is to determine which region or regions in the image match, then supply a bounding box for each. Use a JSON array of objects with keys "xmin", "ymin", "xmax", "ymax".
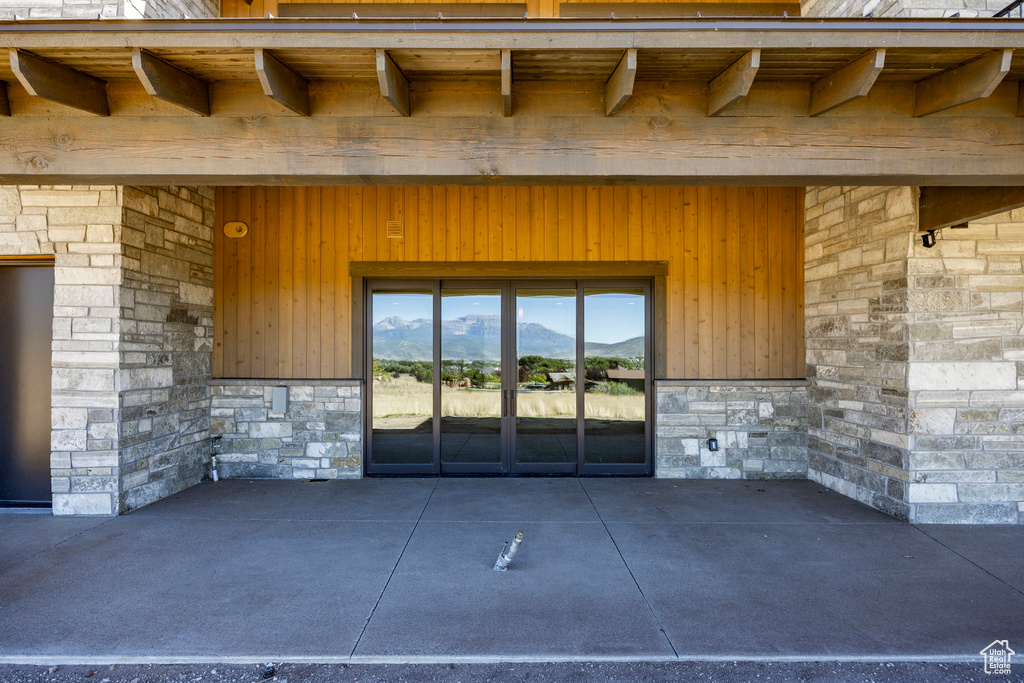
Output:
[{"xmin": 214, "ymin": 186, "xmax": 804, "ymax": 380}]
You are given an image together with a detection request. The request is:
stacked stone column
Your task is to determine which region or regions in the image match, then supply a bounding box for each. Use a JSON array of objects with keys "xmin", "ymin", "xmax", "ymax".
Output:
[
  {"xmin": 1, "ymin": 185, "xmax": 214, "ymax": 515},
  {"xmin": 806, "ymin": 186, "xmax": 1024, "ymax": 524}
]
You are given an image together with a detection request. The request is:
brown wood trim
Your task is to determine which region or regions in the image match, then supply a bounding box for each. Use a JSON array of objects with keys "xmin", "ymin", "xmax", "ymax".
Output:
[
  {"xmin": 919, "ymin": 186, "xmax": 1024, "ymax": 232},
  {"xmin": 0, "ymin": 254, "xmax": 55, "ymax": 262},
  {"xmin": 349, "ymin": 260, "xmax": 669, "ymax": 278}
]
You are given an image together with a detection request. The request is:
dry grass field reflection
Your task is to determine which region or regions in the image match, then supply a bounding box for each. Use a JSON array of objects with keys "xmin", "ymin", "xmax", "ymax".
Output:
[{"xmin": 372, "ymin": 375, "xmax": 644, "ymax": 425}]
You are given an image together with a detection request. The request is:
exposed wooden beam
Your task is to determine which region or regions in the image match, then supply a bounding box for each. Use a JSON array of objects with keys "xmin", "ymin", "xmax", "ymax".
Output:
[
  {"xmin": 707, "ymin": 49, "xmax": 759, "ymax": 116},
  {"xmin": 920, "ymin": 186, "xmax": 1024, "ymax": 231},
  {"xmin": 0, "ymin": 81, "xmax": 9, "ymax": 117},
  {"xmin": 131, "ymin": 49, "xmax": 209, "ymax": 116},
  {"xmin": 914, "ymin": 49, "xmax": 1013, "ymax": 117},
  {"xmin": 376, "ymin": 49, "xmax": 410, "ymax": 117},
  {"xmin": 1, "ymin": 112, "xmax": 1022, "ymax": 185},
  {"xmin": 501, "ymin": 49, "xmax": 512, "ymax": 117},
  {"xmin": 810, "ymin": 49, "xmax": 885, "ymax": 117},
  {"xmin": 8, "ymin": 49, "xmax": 108, "ymax": 116},
  {"xmin": 605, "ymin": 48, "xmax": 637, "ymax": 116},
  {"xmin": 255, "ymin": 48, "xmax": 310, "ymax": 117}
]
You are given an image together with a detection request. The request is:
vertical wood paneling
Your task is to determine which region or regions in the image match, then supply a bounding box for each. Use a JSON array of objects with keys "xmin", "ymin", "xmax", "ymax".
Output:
[{"xmin": 215, "ymin": 185, "xmax": 805, "ymax": 380}]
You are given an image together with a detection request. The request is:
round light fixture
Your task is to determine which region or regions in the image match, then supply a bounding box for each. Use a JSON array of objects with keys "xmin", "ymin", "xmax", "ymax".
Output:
[{"xmin": 223, "ymin": 221, "xmax": 249, "ymax": 238}]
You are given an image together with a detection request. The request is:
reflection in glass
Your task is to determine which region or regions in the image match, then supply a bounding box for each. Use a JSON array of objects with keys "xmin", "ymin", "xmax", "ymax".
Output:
[
  {"xmin": 371, "ymin": 291, "xmax": 434, "ymax": 465},
  {"xmin": 515, "ymin": 289, "xmax": 577, "ymax": 464},
  {"xmin": 441, "ymin": 289, "xmax": 502, "ymax": 464},
  {"xmin": 584, "ymin": 288, "xmax": 646, "ymax": 465}
]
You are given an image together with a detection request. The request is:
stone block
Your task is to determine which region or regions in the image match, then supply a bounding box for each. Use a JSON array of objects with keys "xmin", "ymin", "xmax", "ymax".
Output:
[
  {"xmin": 325, "ymin": 411, "xmax": 360, "ymax": 433},
  {"xmin": 958, "ymin": 483, "xmax": 1024, "ymax": 503},
  {"xmin": 51, "ymin": 429, "xmax": 87, "ymax": 451},
  {"xmin": 179, "ymin": 282, "xmax": 214, "ymax": 307},
  {"xmin": 53, "ymin": 493, "xmax": 113, "ymax": 516},
  {"xmin": 209, "ymin": 417, "xmax": 236, "ymax": 434},
  {"xmin": 700, "ymin": 448, "xmax": 727, "ymax": 467},
  {"xmin": 908, "ymin": 483, "xmax": 959, "ymax": 503},
  {"xmin": 907, "ymin": 362, "xmax": 1017, "ymax": 391},
  {"xmin": 913, "ymin": 502, "xmax": 1018, "ymax": 525},
  {"xmin": 0, "ymin": 187, "xmax": 21, "ymax": 214},
  {"xmin": 656, "ymin": 390, "xmax": 688, "ymax": 414},
  {"xmin": 120, "ymin": 367, "xmax": 174, "ymax": 391},
  {"xmin": 726, "ymin": 408, "xmax": 759, "ymax": 426},
  {"xmin": 218, "ymin": 452, "xmax": 259, "ymax": 463},
  {"xmin": 249, "ymin": 422, "xmax": 293, "ymax": 439},
  {"xmin": 51, "ymin": 407, "xmax": 88, "ymax": 429},
  {"xmin": 52, "ymin": 368, "xmax": 115, "ymax": 392}
]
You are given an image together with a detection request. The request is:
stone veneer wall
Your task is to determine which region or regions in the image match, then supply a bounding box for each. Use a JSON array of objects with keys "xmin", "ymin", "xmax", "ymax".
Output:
[
  {"xmin": 0, "ymin": 185, "xmax": 214, "ymax": 515},
  {"xmin": 655, "ymin": 381, "xmax": 809, "ymax": 479},
  {"xmin": 800, "ymin": 0, "xmax": 1008, "ymax": 17},
  {"xmin": 1, "ymin": 0, "xmax": 217, "ymax": 24},
  {"xmin": 806, "ymin": 186, "xmax": 1024, "ymax": 524},
  {"xmin": 804, "ymin": 186, "xmax": 915, "ymax": 520},
  {"xmin": 210, "ymin": 380, "xmax": 363, "ymax": 479},
  {"xmin": 117, "ymin": 187, "xmax": 215, "ymax": 511},
  {"xmin": 904, "ymin": 207, "xmax": 1024, "ymax": 524}
]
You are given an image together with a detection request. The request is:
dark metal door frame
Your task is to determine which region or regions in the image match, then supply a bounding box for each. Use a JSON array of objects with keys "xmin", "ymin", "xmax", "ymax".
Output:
[{"xmin": 365, "ymin": 277, "xmax": 652, "ymax": 477}]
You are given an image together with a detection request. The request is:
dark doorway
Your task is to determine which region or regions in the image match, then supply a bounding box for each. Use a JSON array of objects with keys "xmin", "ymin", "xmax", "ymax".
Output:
[
  {"xmin": 365, "ymin": 279, "xmax": 652, "ymax": 476},
  {"xmin": 0, "ymin": 261, "xmax": 54, "ymax": 507}
]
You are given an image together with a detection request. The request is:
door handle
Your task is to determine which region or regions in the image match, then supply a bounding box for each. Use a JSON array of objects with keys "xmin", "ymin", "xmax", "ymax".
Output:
[{"xmin": 503, "ymin": 389, "xmax": 514, "ymax": 418}]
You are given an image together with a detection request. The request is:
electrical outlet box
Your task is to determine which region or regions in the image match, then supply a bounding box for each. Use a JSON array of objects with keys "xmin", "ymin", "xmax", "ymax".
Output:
[{"xmin": 272, "ymin": 386, "xmax": 289, "ymax": 414}]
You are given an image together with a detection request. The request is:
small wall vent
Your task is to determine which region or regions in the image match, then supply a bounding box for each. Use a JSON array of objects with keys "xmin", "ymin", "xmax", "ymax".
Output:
[{"xmin": 386, "ymin": 221, "xmax": 404, "ymax": 239}]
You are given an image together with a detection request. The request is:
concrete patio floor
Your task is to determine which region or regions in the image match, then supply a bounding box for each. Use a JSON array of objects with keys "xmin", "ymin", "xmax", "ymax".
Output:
[{"xmin": 0, "ymin": 478, "xmax": 1021, "ymax": 665}]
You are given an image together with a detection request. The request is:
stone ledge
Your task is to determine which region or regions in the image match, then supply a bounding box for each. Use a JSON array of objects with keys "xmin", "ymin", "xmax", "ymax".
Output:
[
  {"xmin": 210, "ymin": 378, "xmax": 363, "ymax": 387},
  {"xmin": 657, "ymin": 379, "xmax": 810, "ymax": 388}
]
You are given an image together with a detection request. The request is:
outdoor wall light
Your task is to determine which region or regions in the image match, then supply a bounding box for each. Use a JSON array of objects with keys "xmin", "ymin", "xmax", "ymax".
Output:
[
  {"xmin": 921, "ymin": 230, "xmax": 937, "ymax": 248},
  {"xmin": 708, "ymin": 438, "xmax": 719, "ymax": 452}
]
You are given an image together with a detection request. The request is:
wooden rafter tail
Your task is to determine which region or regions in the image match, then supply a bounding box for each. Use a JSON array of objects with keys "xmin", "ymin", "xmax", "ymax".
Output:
[
  {"xmin": 919, "ymin": 186, "xmax": 1024, "ymax": 232},
  {"xmin": 605, "ymin": 48, "xmax": 637, "ymax": 117},
  {"xmin": 255, "ymin": 48, "xmax": 310, "ymax": 117},
  {"xmin": 501, "ymin": 49, "xmax": 512, "ymax": 118},
  {"xmin": 132, "ymin": 49, "xmax": 210, "ymax": 117},
  {"xmin": 707, "ymin": 49, "xmax": 760, "ymax": 117},
  {"xmin": 376, "ymin": 49, "xmax": 411, "ymax": 117},
  {"xmin": 914, "ymin": 49, "xmax": 1013, "ymax": 117},
  {"xmin": 810, "ymin": 49, "xmax": 885, "ymax": 117},
  {"xmin": 9, "ymin": 49, "xmax": 109, "ymax": 117}
]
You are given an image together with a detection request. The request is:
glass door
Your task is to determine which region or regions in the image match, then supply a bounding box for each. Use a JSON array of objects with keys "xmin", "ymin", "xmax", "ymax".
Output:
[
  {"xmin": 511, "ymin": 285, "xmax": 578, "ymax": 474},
  {"xmin": 366, "ymin": 279, "xmax": 651, "ymax": 476},
  {"xmin": 440, "ymin": 285, "xmax": 505, "ymax": 473},
  {"xmin": 581, "ymin": 285, "xmax": 650, "ymax": 474},
  {"xmin": 367, "ymin": 284, "xmax": 438, "ymax": 474}
]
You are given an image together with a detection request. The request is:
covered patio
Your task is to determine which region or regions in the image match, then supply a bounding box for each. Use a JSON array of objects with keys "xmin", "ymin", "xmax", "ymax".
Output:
[{"xmin": 0, "ymin": 478, "xmax": 1022, "ymax": 663}]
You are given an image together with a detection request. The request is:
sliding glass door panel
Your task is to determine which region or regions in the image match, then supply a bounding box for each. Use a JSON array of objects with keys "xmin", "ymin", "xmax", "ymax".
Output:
[
  {"xmin": 370, "ymin": 289, "xmax": 436, "ymax": 468},
  {"xmin": 583, "ymin": 287, "xmax": 647, "ymax": 466},
  {"xmin": 513, "ymin": 288, "xmax": 578, "ymax": 470},
  {"xmin": 441, "ymin": 287, "xmax": 504, "ymax": 468}
]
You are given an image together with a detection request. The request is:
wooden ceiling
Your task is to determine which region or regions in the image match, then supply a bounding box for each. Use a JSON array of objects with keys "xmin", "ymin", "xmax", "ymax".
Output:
[
  {"xmin": 0, "ymin": 45, "xmax": 1022, "ymax": 84},
  {"xmin": 0, "ymin": 19, "xmax": 1022, "ymax": 121}
]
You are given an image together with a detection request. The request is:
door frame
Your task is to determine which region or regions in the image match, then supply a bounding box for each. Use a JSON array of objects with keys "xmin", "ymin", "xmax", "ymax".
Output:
[
  {"xmin": 0, "ymin": 257, "xmax": 56, "ymax": 507},
  {"xmin": 364, "ymin": 276, "xmax": 654, "ymax": 477}
]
